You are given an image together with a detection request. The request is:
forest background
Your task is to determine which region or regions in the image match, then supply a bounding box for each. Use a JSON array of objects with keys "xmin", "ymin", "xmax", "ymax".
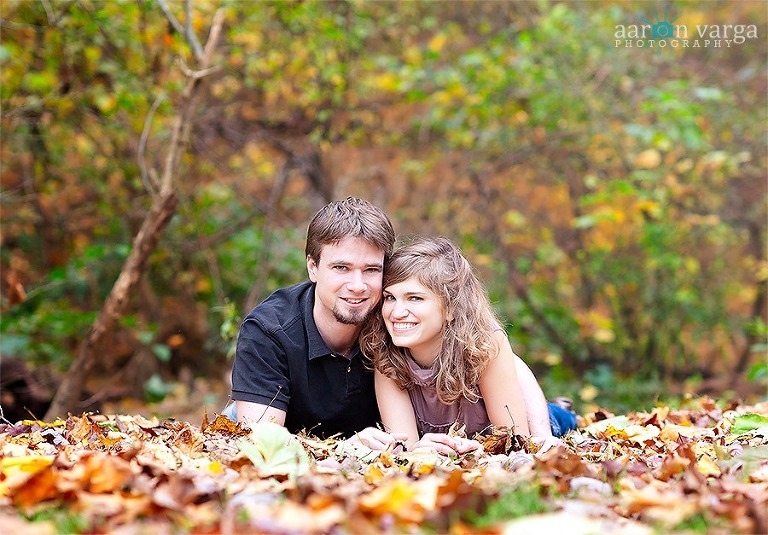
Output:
[{"xmin": 1, "ymin": 0, "xmax": 766, "ymax": 424}]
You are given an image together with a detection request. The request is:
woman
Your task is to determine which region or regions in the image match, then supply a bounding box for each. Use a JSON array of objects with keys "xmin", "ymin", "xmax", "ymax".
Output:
[{"xmin": 361, "ymin": 236, "xmax": 539, "ymax": 455}]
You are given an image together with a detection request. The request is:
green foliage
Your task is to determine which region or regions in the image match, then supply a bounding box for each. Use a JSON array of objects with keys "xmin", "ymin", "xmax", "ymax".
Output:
[
  {"xmin": 670, "ymin": 512, "xmax": 711, "ymax": 533},
  {"xmin": 144, "ymin": 373, "xmax": 175, "ymax": 404},
  {"xmin": 537, "ymin": 364, "xmax": 668, "ymax": 415},
  {"xmin": 731, "ymin": 414, "xmax": 768, "ymax": 435},
  {"xmin": 26, "ymin": 506, "xmax": 91, "ymax": 534},
  {"xmin": 467, "ymin": 483, "xmax": 553, "ymax": 527},
  {"xmin": 0, "ymin": 243, "xmax": 130, "ymax": 367},
  {"xmin": 1, "ymin": 0, "xmax": 764, "ymax": 405},
  {"xmin": 214, "ymin": 300, "xmax": 241, "ymax": 360},
  {"xmin": 0, "ymin": 301, "xmax": 96, "ymax": 368}
]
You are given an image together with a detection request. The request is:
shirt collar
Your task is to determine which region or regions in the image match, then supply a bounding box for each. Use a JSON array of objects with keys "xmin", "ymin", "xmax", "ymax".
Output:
[
  {"xmin": 302, "ymin": 282, "xmax": 361, "ymax": 361},
  {"xmin": 303, "ymin": 283, "xmax": 333, "ymax": 360}
]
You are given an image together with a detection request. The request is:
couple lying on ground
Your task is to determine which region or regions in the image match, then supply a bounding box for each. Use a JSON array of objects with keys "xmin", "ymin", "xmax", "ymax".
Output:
[{"xmin": 224, "ymin": 198, "xmax": 576, "ymax": 458}]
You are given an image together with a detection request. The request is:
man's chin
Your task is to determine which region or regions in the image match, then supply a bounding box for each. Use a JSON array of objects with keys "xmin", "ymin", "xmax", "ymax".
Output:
[{"xmin": 333, "ymin": 307, "xmax": 373, "ymax": 326}]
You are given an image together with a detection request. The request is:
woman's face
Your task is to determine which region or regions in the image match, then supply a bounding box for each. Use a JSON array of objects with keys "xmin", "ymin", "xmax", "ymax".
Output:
[{"xmin": 381, "ymin": 276, "xmax": 445, "ymax": 365}]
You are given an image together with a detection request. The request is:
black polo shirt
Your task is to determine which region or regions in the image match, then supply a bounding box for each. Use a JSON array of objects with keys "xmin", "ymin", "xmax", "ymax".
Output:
[{"xmin": 230, "ymin": 280, "xmax": 380, "ymax": 438}]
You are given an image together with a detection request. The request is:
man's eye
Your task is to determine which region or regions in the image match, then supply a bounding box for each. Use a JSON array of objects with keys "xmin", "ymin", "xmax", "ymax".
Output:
[{"xmin": 333, "ymin": 265, "xmax": 348, "ymax": 271}]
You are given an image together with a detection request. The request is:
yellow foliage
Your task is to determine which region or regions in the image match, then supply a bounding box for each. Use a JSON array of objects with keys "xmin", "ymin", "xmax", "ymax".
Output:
[
  {"xmin": 580, "ymin": 384, "xmax": 599, "ymax": 402},
  {"xmin": 0, "ymin": 455, "xmax": 55, "ymax": 497},
  {"xmin": 428, "ymin": 33, "xmax": 447, "ymax": 53},
  {"xmin": 634, "ymin": 149, "xmax": 662, "ymax": 169},
  {"xmin": 358, "ymin": 479, "xmax": 423, "ymax": 522},
  {"xmin": 374, "ymin": 72, "xmax": 400, "ymax": 92},
  {"xmin": 403, "ymin": 45, "xmax": 422, "ymax": 64}
]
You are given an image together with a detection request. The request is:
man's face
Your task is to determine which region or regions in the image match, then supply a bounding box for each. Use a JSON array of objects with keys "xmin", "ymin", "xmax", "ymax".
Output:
[{"xmin": 307, "ymin": 236, "xmax": 385, "ymax": 326}]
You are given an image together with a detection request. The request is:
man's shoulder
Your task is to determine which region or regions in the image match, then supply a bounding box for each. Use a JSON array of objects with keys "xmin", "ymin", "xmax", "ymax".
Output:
[{"xmin": 243, "ymin": 280, "xmax": 313, "ymax": 332}]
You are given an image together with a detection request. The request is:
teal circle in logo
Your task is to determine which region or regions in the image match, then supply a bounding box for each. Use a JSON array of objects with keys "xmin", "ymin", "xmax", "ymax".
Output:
[{"xmin": 652, "ymin": 21, "xmax": 674, "ymax": 39}]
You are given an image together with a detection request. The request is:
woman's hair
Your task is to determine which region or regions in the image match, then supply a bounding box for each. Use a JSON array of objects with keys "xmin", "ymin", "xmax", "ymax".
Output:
[
  {"xmin": 305, "ymin": 197, "xmax": 395, "ymax": 263},
  {"xmin": 360, "ymin": 236, "xmax": 500, "ymax": 404}
]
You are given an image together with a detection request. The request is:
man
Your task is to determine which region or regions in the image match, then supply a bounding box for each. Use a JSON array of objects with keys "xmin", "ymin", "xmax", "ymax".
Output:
[{"xmin": 226, "ymin": 197, "xmax": 570, "ymax": 449}]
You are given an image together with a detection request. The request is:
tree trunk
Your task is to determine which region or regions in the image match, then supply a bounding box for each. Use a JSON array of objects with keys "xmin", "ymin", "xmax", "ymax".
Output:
[
  {"xmin": 43, "ymin": 5, "xmax": 225, "ymax": 421},
  {"xmin": 45, "ymin": 192, "xmax": 177, "ymax": 419}
]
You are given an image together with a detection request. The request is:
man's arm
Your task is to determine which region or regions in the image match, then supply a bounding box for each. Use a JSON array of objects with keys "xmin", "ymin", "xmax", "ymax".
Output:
[
  {"xmin": 513, "ymin": 355, "xmax": 553, "ymax": 437},
  {"xmin": 235, "ymin": 400, "xmax": 286, "ymax": 427}
]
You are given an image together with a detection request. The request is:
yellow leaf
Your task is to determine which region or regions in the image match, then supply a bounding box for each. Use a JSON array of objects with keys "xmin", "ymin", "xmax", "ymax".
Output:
[
  {"xmin": 624, "ymin": 424, "xmax": 660, "ymax": 444},
  {"xmin": 358, "ymin": 479, "xmax": 423, "ymax": 522},
  {"xmin": 403, "ymin": 45, "xmax": 422, "ymax": 64},
  {"xmin": 364, "ymin": 463, "xmax": 386, "ymax": 484},
  {"xmin": 604, "ymin": 426, "xmax": 628, "ymax": 440},
  {"xmin": 21, "ymin": 419, "xmax": 65, "ymax": 428},
  {"xmin": 0, "ymin": 455, "xmax": 56, "ymax": 502},
  {"xmin": 593, "ymin": 328, "xmax": 615, "ymax": 343},
  {"xmin": 428, "ymin": 33, "xmax": 447, "ymax": 52},
  {"xmin": 0, "ymin": 455, "xmax": 55, "ymax": 479},
  {"xmin": 374, "ymin": 72, "xmax": 400, "ymax": 92},
  {"xmin": 207, "ymin": 461, "xmax": 223, "ymax": 474},
  {"xmin": 634, "ymin": 149, "xmax": 662, "ymax": 169},
  {"xmin": 580, "ymin": 384, "xmax": 599, "ymax": 402},
  {"xmin": 696, "ymin": 455, "xmax": 721, "ymax": 476}
]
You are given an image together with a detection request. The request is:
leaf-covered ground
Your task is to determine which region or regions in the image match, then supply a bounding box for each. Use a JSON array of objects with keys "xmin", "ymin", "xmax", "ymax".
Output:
[{"xmin": 1, "ymin": 397, "xmax": 766, "ymax": 534}]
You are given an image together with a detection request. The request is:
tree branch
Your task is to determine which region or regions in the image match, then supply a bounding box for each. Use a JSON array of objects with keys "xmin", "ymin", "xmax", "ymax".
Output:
[{"xmin": 44, "ymin": 7, "xmax": 226, "ymax": 421}]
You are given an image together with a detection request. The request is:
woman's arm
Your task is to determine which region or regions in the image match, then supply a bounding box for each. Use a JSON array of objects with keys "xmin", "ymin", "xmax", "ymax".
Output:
[
  {"xmin": 375, "ymin": 370, "xmax": 484, "ymax": 455},
  {"xmin": 513, "ymin": 355, "xmax": 553, "ymax": 437},
  {"xmin": 478, "ymin": 331, "xmax": 531, "ymax": 436},
  {"xmin": 374, "ymin": 369, "xmax": 421, "ymax": 448}
]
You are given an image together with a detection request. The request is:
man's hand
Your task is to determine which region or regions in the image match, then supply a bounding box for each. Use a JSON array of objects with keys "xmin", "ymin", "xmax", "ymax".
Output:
[
  {"xmin": 348, "ymin": 427, "xmax": 409, "ymax": 452},
  {"xmin": 412, "ymin": 433, "xmax": 483, "ymax": 456}
]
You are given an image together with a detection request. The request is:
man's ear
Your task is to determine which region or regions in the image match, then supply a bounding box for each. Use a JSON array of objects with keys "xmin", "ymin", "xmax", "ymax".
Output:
[{"xmin": 307, "ymin": 255, "xmax": 318, "ymax": 282}]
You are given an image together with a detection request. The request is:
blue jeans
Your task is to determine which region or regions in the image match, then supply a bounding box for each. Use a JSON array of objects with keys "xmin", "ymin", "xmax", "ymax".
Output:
[
  {"xmin": 221, "ymin": 401, "xmax": 577, "ymax": 437},
  {"xmin": 548, "ymin": 402, "xmax": 578, "ymax": 437},
  {"xmin": 221, "ymin": 401, "xmax": 237, "ymax": 422}
]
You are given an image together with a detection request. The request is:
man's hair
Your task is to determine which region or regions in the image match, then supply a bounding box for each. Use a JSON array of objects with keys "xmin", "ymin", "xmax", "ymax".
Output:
[
  {"xmin": 360, "ymin": 236, "xmax": 499, "ymax": 404},
  {"xmin": 305, "ymin": 197, "xmax": 395, "ymax": 262}
]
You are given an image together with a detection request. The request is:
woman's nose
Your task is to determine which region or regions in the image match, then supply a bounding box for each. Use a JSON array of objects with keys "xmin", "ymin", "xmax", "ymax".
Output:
[{"xmin": 391, "ymin": 301, "xmax": 409, "ymax": 318}]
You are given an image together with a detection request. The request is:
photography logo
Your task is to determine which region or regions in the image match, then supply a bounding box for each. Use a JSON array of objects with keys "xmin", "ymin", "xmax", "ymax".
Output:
[
  {"xmin": 648, "ymin": 19, "xmax": 675, "ymax": 39},
  {"xmin": 615, "ymin": 6, "xmax": 758, "ymax": 49},
  {"xmin": 643, "ymin": 6, "xmax": 677, "ymax": 40}
]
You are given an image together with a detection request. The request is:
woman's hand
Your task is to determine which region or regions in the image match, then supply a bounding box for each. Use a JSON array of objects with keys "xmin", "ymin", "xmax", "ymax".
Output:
[
  {"xmin": 529, "ymin": 435, "xmax": 565, "ymax": 457},
  {"xmin": 412, "ymin": 433, "xmax": 483, "ymax": 456},
  {"xmin": 348, "ymin": 427, "xmax": 409, "ymax": 452}
]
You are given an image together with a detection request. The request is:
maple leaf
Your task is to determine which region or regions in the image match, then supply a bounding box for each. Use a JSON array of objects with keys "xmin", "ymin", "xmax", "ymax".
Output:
[
  {"xmin": 200, "ymin": 413, "xmax": 250, "ymax": 437},
  {"xmin": 0, "ymin": 455, "xmax": 55, "ymax": 498},
  {"xmin": 358, "ymin": 477, "xmax": 428, "ymax": 523},
  {"xmin": 476, "ymin": 425, "xmax": 529, "ymax": 455}
]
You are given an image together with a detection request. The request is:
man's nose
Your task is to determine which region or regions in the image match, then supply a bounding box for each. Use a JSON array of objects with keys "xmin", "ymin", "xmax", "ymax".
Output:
[{"xmin": 346, "ymin": 270, "xmax": 366, "ymax": 291}]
